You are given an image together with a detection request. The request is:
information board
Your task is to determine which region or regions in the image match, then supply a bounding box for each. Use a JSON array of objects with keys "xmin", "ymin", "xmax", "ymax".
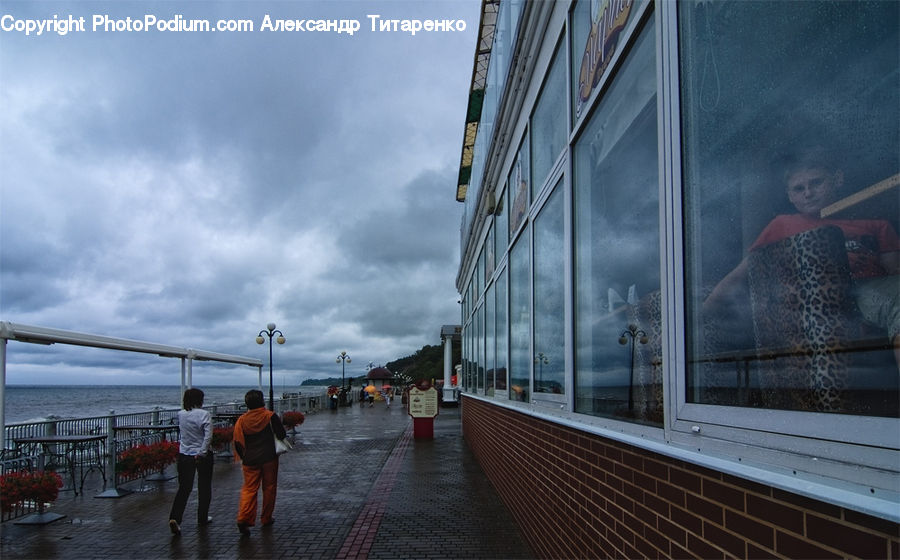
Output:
[{"xmin": 407, "ymin": 386, "xmax": 439, "ymax": 418}]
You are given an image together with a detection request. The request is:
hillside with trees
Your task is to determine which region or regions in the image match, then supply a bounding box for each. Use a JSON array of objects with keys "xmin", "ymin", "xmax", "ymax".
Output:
[
  {"xmin": 301, "ymin": 342, "xmax": 459, "ymax": 387},
  {"xmin": 385, "ymin": 343, "xmax": 459, "ymax": 384}
]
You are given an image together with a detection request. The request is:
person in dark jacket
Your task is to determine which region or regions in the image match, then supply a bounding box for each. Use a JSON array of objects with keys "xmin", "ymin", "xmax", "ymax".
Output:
[{"xmin": 232, "ymin": 389, "xmax": 286, "ymax": 536}]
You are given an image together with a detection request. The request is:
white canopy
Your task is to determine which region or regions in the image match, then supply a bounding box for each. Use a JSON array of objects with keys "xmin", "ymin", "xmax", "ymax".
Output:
[{"xmin": 0, "ymin": 321, "xmax": 263, "ymax": 447}]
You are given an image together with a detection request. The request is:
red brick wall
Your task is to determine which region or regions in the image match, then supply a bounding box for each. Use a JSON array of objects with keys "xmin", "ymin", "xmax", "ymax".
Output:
[{"xmin": 461, "ymin": 397, "xmax": 900, "ymax": 559}]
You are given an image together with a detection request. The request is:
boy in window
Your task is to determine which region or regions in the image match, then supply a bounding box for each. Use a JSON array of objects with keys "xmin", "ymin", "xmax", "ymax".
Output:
[{"xmin": 704, "ymin": 147, "xmax": 900, "ymax": 365}]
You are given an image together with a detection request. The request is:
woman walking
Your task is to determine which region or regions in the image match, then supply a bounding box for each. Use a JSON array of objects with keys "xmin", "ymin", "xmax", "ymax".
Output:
[
  {"xmin": 168, "ymin": 388, "xmax": 213, "ymax": 535},
  {"xmin": 232, "ymin": 389, "xmax": 286, "ymax": 536}
]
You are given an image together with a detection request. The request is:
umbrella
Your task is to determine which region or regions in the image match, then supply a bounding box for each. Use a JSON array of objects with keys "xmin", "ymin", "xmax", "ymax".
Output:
[
  {"xmin": 364, "ymin": 385, "xmax": 376, "ymax": 393},
  {"xmin": 382, "ymin": 384, "xmax": 392, "ymax": 390}
]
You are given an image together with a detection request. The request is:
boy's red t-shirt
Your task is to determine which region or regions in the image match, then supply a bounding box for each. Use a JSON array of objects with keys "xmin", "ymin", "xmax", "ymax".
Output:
[{"xmin": 749, "ymin": 214, "xmax": 900, "ymax": 279}]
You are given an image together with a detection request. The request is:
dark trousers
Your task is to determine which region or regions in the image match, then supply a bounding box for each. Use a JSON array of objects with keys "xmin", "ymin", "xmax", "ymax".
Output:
[{"xmin": 169, "ymin": 452, "xmax": 213, "ymax": 524}]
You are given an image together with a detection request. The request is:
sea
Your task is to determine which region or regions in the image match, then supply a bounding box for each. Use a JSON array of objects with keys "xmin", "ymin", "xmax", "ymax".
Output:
[{"xmin": 3, "ymin": 385, "xmax": 326, "ymax": 425}]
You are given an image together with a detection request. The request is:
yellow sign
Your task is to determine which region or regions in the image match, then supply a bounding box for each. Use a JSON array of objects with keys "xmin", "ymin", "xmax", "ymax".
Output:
[{"xmin": 407, "ymin": 386, "xmax": 439, "ymax": 418}]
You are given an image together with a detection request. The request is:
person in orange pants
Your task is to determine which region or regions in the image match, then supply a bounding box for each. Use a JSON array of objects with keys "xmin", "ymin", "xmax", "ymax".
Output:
[{"xmin": 232, "ymin": 390, "xmax": 286, "ymax": 536}]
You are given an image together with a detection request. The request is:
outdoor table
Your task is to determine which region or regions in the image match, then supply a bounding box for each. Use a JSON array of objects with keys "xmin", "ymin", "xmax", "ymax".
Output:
[
  {"xmin": 13, "ymin": 434, "xmax": 107, "ymax": 496},
  {"xmin": 213, "ymin": 412, "xmax": 243, "ymax": 425},
  {"xmin": 113, "ymin": 424, "xmax": 179, "ymax": 439}
]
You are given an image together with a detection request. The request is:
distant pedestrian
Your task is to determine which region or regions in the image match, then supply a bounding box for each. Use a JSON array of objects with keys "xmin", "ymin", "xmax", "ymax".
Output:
[
  {"xmin": 233, "ymin": 389, "xmax": 286, "ymax": 537},
  {"xmin": 168, "ymin": 388, "xmax": 213, "ymax": 536},
  {"xmin": 383, "ymin": 389, "xmax": 392, "ymax": 407},
  {"xmin": 359, "ymin": 387, "xmax": 366, "ymax": 406}
]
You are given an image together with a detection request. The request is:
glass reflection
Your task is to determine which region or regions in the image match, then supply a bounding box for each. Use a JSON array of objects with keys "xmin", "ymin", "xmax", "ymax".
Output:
[
  {"xmin": 533, "ymin": 182, "xmax": 565, "ymax": 395},
  {"xmin": 681, "ymin": 1, "xmax": 899, "ymax": 417},
  {"xmin": 509, "ymin": 234, "xmax": 531, "ymax": 402},
  {"xmin": 573, "ymin": 19, "xmax": 661, "ymax": 425}
]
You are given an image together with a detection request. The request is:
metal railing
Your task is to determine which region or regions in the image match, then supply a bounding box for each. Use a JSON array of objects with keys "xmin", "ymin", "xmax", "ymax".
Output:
[
  {"xmin": 4, "ymin": 391, "xmax": 326, "ymax": 447},
  {"xmin": 1, "ymin": 390, "xmax": 326, "ymax": 521}
]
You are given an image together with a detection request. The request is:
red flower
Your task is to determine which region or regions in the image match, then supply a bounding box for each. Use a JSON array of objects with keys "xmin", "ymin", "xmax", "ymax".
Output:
[
  {"xmin": 281, "ymin": 411, "xmax": 305, "ymax": 429},
  {"xmin": 0, "ymin": 470, "xmax": 63, "ymax": 512},
  {"xmin": 211, "ymin": 426, "xmax": 234, "ymax": 450},
  {"xmin": 116, "ymin": 441, "xmax": 179, "ymax": 478}
]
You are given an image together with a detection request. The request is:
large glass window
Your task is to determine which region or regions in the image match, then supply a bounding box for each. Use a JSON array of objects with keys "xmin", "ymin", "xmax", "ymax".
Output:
[
  {"xmin": 496, "ymin": 266, "xmax": 508, "ymax": 394},
  {"xmin": 464, "ymin": 281, "xmax": 472, "ymax": 324},
  {"xmin": 531, "ymin": 43, "xmax": 567, "ymax": 198},
  {"xmin": 476, "ymin": 246, "xmax": 484, "ymax": 299},
  {"xmin": 533, "ymin": 182, "xmax": 565, "ymax": 396},
  {"xmin": 485, "ymin": 281, "xmax": 496, "ymax": 396},
  {"xmin": 574, "ymin": 18, "xmax": 661, "ymax": 426},
  {"xmin": 463, "ymin": 317, "xmax": 472, "ymax": 390},
  {"xmin": 486, "ymin": 227, "xmax": 495, "ymax": 280},
  {"xmin": 464, "ymin": 0, "xmax": 525, "ymax": 240},
  {"xmin": 475, "ymin": 302, "xmax": 484, "ymax": 392},
  {"xmin": 681, "ymin": 1, "xmax": 899, "ymax": 417},
  {"xmin": 495, "ymin": 187, "xmax": 508, "ymax": 259},
  {"xmin": 509, "ymin": 134, "xmax": 530, "ymax": 236},
  {"xmin": 509, "ymin": 233, "xmax": 531, "ymax": 402}
]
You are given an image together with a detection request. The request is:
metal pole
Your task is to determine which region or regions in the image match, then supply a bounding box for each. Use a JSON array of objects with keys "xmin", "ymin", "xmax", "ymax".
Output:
[
  {"xmin": 268, "ymin": 335, "xmax": 274, "ymax": 411},
  {"xmin": 257, "ymin": 325, "xmax": 284, "ymax": 412},
  {"xmin": 0, "ymin": 338, "xmax": 6, "ymax": 450},
  {"xmin": 619, "ymin": 325, "xmax": 646, "ymax": 414},
  {"xmin": 336, "ymin": 352, "xmax": 350, "ymax": 403},
  {"xmin": 628, "ymin": 339, "xmax": 636, "ymax": 412}
]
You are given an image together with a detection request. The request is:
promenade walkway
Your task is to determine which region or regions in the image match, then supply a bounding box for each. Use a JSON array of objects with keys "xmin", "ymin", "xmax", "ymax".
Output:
[{"xmin": 0, "ymin": 401, "xmax": 535, "ymax": 560}]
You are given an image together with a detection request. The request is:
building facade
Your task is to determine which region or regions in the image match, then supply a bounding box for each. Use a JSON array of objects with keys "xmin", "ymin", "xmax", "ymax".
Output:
[{"xmin": 454, "ymin": 1, "xmax": 899, "ymax": 557}]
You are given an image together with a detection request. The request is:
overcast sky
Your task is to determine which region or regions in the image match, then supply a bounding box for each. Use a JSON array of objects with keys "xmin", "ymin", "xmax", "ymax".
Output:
[{"xmin": 0, "ymin": 1, "xmax": 479, "ymax": 387}]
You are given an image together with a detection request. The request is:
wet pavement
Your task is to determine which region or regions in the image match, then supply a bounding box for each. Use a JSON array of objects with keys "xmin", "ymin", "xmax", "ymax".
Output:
[{"xmin": 0, "ymin": 400, "xmax": 535, "ymax": 560}]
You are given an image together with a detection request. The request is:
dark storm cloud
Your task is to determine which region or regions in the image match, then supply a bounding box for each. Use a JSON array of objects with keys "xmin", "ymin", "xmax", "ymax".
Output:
[{"xmin": 0, "ymin": 0, "xmax": 479, "ymax": 385}]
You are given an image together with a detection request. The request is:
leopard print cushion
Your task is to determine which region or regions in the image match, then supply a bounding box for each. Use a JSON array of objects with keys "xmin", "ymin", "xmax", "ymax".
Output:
[{"xmin": 747, "ymin": 226, "xmax": 858, "ymax": 412}]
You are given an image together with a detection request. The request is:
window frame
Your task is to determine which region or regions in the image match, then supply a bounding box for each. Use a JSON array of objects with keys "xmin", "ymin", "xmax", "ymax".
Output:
[
  {"xmin": 456, "ymin": 0, "xmax": 899, "ymax": 515},
  {"xmin": 530, "ymin": 36, "xmax": 569, "ymax": 201},
  {"xmin": 507, "ymin": 220, "xmax": 532, "ymax": 403},
  {"xmin": 530, "ymin": 175, "xmax": 568, "ymax": 410},
  {"xmin": 658, "ymin": 0, "xmax": 900, "ymax": 489}
]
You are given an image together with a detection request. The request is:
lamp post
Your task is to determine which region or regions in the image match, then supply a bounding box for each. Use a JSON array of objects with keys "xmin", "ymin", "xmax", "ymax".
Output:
[
  {"xmin": 534, "ymin": 352, "xmax": 548, "ymax": 391},
  {"xmin": 336, "ymin": 351, "xmax": 351, "ymax": 390},
  {"xmin": 618, "ymin": 324, "xmax": 648, "ymax": 413},
  {"xmin": 256, "ymin": 323, "xmax": 285, "ymax": 411}
]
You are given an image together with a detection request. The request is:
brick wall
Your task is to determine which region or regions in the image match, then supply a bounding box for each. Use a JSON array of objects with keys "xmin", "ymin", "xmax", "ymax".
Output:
[{"xmin": 461, "ymin": 397, "xmax": 900, "ymax": 559}]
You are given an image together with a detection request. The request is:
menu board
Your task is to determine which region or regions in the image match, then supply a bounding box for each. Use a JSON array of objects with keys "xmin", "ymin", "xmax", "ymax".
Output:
[{"xmin": 407, "ymin": 386, "xmax": 439, "ymax": 418}]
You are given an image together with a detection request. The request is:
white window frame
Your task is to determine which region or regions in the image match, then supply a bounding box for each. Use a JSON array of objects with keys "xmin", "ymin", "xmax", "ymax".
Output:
[
  {"xmin": 530, "ymin": 173, "xmax": 568, "ymax": 411},
  {"xmin": 459, "ymin": 0, "xmax": 899, "ymax": 519},
  {"xmin": 657, "ymin": 0, "xmax": 899, "ymax": 497}
]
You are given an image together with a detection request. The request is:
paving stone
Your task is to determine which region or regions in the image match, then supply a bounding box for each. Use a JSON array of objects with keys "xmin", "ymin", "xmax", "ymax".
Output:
[{"xmin": 1, "ymin": 403, "xmax": 534, "ymax": 560}]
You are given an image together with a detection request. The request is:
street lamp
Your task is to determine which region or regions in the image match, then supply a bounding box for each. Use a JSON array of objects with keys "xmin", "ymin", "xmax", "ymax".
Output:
[
  {"xmin": 534, "ymin": 352, "xmax": 548, "ymax": 390},
  {"xmin": 256, "ymin": 323, "xmax": 285, "ymax": 411},
  {"xmin": 618, "ymin": 324, "xmax": 648, "ymax": 413},
  {"xmin": 336, "ymin": 351, "xmax": 351, "ymax": 390}
]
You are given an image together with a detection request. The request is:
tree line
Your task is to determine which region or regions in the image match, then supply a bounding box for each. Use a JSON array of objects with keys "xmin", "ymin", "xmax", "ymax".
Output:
[{"xmin": 301, "ymin": 342, "xmax": 460, "ymax": 387}]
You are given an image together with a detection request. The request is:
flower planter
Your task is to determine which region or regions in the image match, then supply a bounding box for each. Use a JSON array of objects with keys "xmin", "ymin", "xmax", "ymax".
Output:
[
  {"xmin": 281, "ymin": 411, "xmax": 305, "ymax": 434},
  {"xmin": 211, "ymin": 426, "xmax": 235, "ymax": 460},
  {"xmin": 1, "ymin": 470, "xmax": 66, "ymax": 525},
  {"xmin": 116, "ymin": 441, "xmax": 178, "ymax": 490}
]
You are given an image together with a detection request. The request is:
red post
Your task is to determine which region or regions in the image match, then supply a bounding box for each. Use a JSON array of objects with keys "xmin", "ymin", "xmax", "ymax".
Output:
[
  {"xmin": 407, "ymin": 380, "xmax": 438, "ymax": 440},
  {"xmin": 413, "ymin": 417, "xmax": 434, "ymax": 439}
]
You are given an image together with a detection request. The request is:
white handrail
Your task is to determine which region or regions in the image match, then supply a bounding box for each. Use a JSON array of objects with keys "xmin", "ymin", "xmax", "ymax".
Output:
[{"xmin": 0, "ymin": 321, "xmax": 263, "ymax": 448}]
